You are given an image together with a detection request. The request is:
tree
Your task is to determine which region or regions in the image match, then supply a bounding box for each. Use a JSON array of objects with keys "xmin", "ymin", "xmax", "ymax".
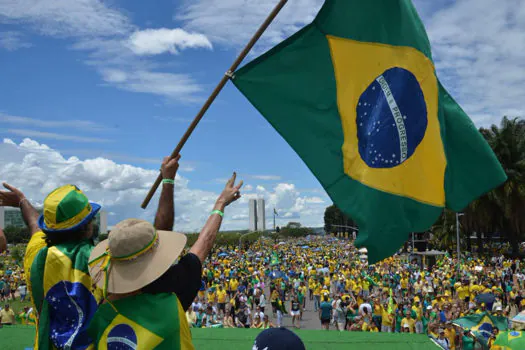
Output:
[
  {"xmin": 324, "ymin": 205, "xmax": 357, "ymax": 234},
  {"xmin": 475, "ymin": 117, "xmax": 525, "ymax": 255},
  {"xmin": 3, "ymin": 226, "xmax": 30, "ymax": 244}
]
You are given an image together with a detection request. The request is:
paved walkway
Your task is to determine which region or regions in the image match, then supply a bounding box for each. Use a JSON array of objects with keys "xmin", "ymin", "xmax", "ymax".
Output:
[{"xmin": 265, "ymin": 288, "xmax": 324, "ymax": 331}]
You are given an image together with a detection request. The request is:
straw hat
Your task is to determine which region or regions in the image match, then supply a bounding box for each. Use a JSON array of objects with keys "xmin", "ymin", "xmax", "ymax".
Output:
[{"xmin": 89, "ymin": 218, "xmax": 186, "ymax": 295}]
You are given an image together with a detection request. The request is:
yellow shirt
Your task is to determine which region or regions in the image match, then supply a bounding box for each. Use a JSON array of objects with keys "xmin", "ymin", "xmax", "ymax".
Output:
[
  {"xmin": 400, "ymin": 317, "xmax": 415, "ymax": 333},
  {"xmin": 0, "ymin": 308, "xmax": 16, "ymax": 324},
  {"xmin": 381, "ymin": 310, "xmax": 393, "ymax": 326},
  {"xmin": 217, "ymin": 290, "xmax": 227, "ymax": 303},
  {"xmin": 312, "ymin": 283, "xmax": 321, "ymax": 296},
  {"xmin": 229, "ymin": 279, "xmax": 239, "ymax": 292},
  {"xmin": 23, "ymin": 231, "xmax": 47, "ymax": 311},
  {"xmin": 444, "ymin": 328, "xmax": 456, "ymax": 348}
]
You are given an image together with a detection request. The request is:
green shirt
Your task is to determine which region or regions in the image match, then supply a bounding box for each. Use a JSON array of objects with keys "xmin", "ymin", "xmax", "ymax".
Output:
[{"xmin": 462, "ymin": 335, "xmax": 474, "ymax": 350}]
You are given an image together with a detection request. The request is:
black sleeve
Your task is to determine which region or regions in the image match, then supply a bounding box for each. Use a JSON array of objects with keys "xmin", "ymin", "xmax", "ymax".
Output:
[{"xmin": 142, "ymin": 253, "xmax": 202, "ymax": 311}]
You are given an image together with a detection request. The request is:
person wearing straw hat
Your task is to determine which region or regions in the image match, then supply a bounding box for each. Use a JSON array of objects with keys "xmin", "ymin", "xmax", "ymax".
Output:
[
  {"xmin": 0, "ymin": 155, "xmax": 182, "ymax": 349},
  {"xmin": 88, "ymin": 172, "xmax": 243, "ymax": 349}
]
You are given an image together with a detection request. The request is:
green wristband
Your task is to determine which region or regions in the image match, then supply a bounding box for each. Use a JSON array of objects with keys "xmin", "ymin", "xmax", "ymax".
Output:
[
  {"xmin": 162, "ymin": 179, "xmax": 175, "ymax": 185},
  {"xmin": 210, "ymin": 209, "xmax": 224, "ymax": 217}
]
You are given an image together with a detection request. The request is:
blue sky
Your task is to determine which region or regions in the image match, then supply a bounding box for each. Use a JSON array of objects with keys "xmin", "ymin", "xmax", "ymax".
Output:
[{"xmin": 0, "ymin": 0, "xmax": 524, "ymax": 231}]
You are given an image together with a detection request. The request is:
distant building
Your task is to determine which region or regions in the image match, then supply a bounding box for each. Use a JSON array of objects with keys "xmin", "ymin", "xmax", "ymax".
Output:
[
  {"xmin": 249, "ymin": 199, "xmax": 257, "ymax": 232},
  {"xmin": 0, "ymin": 207, "xmax": 108, "ymax": 234},
  {"xmin": 256, "ymin": 198, "xmax": 266, "ymax": 232}
]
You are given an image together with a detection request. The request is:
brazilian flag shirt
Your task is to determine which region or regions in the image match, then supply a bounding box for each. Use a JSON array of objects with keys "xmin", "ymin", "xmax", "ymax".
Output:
[{"xmin": 88, "ymin": 293, "xmax": 194, "ymax": 350}]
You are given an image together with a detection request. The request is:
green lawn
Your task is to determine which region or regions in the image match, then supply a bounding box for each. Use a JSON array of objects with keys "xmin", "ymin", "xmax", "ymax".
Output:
[{"xmin": 0, "ymin": 327, "xmax": 440, "ymax": 350}]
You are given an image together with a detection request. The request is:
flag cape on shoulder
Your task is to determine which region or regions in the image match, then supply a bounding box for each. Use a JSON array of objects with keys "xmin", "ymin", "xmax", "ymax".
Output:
[
  {"xmin": 88, "ymin": 293, "xmax": 194, "ymax": 350},
  {"xmin": 452, "ymin": 312, "xmax": 508, "ymax": 346},
  {"xmin": 30, "ymin": 240, "xmax": 100, "ymax": 350},
  {"xmin": 233, "ymin": 0, "xmax": 506, "ymax": 263}
]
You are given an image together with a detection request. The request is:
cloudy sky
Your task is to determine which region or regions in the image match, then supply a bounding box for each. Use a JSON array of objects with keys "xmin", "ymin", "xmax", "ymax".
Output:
[{"xmin": 0, "ymin": 0, "xmax": 523, "ymax": 231}]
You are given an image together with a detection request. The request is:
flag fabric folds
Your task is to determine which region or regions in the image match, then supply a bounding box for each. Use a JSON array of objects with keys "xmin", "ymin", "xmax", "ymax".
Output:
[
  {"xmin": 232, "ymin": 0, "xmax": 506, "ymax": 263},
  {"xmin": 30, "ymin": 241, "xmax": 101, "ymax": 350},
  {"xmin": 88, "ymin": 293, "xmax": 194, "ymax": 350},
  {"xmin": 452, "ymin": 312, "xmax": 508, "ymax": 346},
  {"xmin": 492, "ymin": 330, "xmax": 525, "ymax": 350}
]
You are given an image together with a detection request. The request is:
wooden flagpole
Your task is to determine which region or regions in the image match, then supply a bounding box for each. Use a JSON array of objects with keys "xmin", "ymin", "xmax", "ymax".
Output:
[{"xmin": 141, "ymin": 0, "xmax": 289, "ymax": 209}]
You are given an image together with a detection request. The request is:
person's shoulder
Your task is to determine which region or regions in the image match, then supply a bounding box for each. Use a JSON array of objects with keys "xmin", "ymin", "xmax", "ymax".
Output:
[{"xmin": 24, "ymin": 231, "xmax": 46, "ymax": 270}]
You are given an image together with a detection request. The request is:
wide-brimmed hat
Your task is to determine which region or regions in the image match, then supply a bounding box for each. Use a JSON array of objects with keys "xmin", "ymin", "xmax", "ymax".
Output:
[
  {"xmin": 38, "ymin": 185, "xmax": 100, "ymax": 233},
  {"xmin": 88, "ymin": 218, "xmax": 186, "ymax": 295}
]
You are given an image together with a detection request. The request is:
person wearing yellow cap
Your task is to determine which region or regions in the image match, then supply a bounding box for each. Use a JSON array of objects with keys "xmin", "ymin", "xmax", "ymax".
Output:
[{"xmin": 0, "ymin": 155, "xmax": 181, "ymax": 349}]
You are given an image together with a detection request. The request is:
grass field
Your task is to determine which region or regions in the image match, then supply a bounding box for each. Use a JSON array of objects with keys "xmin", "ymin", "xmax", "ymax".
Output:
[{"xmin": 0, "ymin": 326, "xmax": 440, "ymax": 350}]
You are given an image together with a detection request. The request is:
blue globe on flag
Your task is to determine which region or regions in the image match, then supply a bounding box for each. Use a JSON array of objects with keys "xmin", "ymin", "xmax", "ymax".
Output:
[
  {"xmin": 356, "ymin": 67, "xmax": 428, "ymax": 169},
  {"xmin": 107, "ymin": 324, "xmax": 138, "ymax": 350}
]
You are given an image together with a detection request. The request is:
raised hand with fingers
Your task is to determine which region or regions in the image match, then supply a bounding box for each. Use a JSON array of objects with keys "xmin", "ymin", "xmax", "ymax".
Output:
[
  {"xmin": 0, "ymin": 183, "xmax": 27, "ymax": 208},
  {"xmin": 217, "ymin": 172, "xmax": 243, "ymax": 208}
]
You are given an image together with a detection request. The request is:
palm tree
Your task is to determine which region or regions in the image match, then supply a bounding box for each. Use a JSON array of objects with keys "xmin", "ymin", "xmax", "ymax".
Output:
[{"xmin": 474, "ymin": 117, "xmax": 525, "ymax": 255}]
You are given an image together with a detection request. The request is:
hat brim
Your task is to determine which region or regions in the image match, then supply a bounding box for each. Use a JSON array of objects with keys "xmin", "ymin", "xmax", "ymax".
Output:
[
  {"xmin": 89, "ymin": 229, "xmax": 187, "ymax": 294},
  {"xmin": 39, "ymin": 202, "xmax": 101, "ymax": 233}
]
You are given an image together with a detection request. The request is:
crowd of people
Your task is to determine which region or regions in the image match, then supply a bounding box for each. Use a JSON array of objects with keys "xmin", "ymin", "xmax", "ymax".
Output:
[
  {"xmin": 0, "ymin": 153, "xmax": 524, "ymax": 350},
  {"xmin": 187, "ymin": 237, "xmax": 524, "ymax": 349}
]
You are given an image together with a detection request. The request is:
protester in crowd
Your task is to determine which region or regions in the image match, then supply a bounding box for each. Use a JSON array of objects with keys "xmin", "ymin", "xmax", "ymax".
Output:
[
  {"xmin": 0, "ymin": 303, "xmax": 15, "ymax": 325},
  {"xmin": 87, "ymin": 172, "xmax": 242, "ymax": 348},
  {"xmin": 435, "ymin": 329, "xmax": 450, "ymax": 350},
  {"xmin": 319, "ymin": 295, "xmax": 332, "ymax": 330}
]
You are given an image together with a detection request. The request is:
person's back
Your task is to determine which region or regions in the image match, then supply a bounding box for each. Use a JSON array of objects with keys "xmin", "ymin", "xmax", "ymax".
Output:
[{"xmin": 2, "ymin": 184, "xmax": 103, "ymax": 350}]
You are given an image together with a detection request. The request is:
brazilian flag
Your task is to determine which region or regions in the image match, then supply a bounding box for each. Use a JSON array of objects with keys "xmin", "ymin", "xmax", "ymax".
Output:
[
  {"xmin": 88, "ymin": 293, "xmax": 194, "ymax": 350},
  {"xmin": 31, "ymin": 241, "xmax": 101, "ymax": 350},
  {"xmin": 453, "ymin": 312, "xmax": 508, "ymax": 347},
  {"xmin": 233, "ymin": 0, "xmax": 506, "ymax": 263},
  {"xmin": 493, "ymin": 331, "xmax": 525, "ymax": 350}
]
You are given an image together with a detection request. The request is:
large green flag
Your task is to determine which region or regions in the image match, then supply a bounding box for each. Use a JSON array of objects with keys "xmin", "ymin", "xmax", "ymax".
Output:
[
  {"xmin": 233, "ymin": 0, "xmax": 506, "ymax": 263},
  {"xmin": 452, "ymin": 312, "xmax": 508, "ymax": 346}
]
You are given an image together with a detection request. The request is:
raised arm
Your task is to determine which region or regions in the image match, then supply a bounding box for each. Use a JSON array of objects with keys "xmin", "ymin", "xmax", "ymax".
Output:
[
  {"xmin": 190, "ymin": 173, "xmax": 243, "ymax": 263},
  {"xmin": 0, "ymin": 183, "xmax": 40, "ymax": 236},
  {"xmin": 154, "ymin": 155, "xmax": 181, "ymax": 231}
]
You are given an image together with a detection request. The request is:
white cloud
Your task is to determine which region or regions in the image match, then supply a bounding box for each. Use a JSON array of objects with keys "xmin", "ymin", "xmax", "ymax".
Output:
[
  {"xmin": 0, "ymin": 139, "xmax": 328, "ymax": 230},
  {"xmin": 0, "ymin": 113, "xmax": 105, "ymax": 131},
  {"xmin": 243, "ymin": 185, "xmax": 253, "ymax": 191},
  {"xmin": 0, "ymin": 0, "xmax": 131, "ymax": 37},
  {"xmin": 176, "ymin": 0, "xmax": 322, "ymax": 49},
  {"xmin": 128, "ymin": 28, "xmax": 212, "ymax": 56},
  {"xmin": 0, "ymin": 0, "xmax": 208, "ymax": 102},
  {"xmin": 0, "ymin": 31, "xmax": 31, "ymax": 51},
  {"xmin": 100, "ymin": 69, "xmax": 203, "ymax": 101},
  {"xmin": 421, "ymin": 0, "xmax": 525, "ymax": 126},
  {"xmin": 5, "ymin": 129, "xmax": 110, "ymax": 143},
  {"xmin": 251, "ymin": 175, "xmax": 281, "ymax": 181}
]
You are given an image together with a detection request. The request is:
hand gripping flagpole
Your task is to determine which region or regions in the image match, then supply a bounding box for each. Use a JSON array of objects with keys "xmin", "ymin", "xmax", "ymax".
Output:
[{"xmin": 141, "ymin": 0, "xmax": 289, "ymax": 209}]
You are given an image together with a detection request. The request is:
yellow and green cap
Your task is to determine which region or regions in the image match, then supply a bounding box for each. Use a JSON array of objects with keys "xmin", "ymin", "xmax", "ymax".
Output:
[{"xmin": 38, "ymin": 185, "xmax": 101, "ymax": 233}]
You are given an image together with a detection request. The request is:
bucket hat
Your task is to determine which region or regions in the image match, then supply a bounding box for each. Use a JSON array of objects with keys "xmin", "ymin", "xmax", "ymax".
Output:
[{"xmin": 38, "ymin": 185, "xmax": 100, "ymax": 233}]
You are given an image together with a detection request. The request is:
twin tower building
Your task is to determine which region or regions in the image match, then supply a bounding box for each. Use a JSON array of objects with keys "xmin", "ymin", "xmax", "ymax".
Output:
[{"xmin": 248, "ymin": 198, "xmax": 266, "ymax": 232}]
